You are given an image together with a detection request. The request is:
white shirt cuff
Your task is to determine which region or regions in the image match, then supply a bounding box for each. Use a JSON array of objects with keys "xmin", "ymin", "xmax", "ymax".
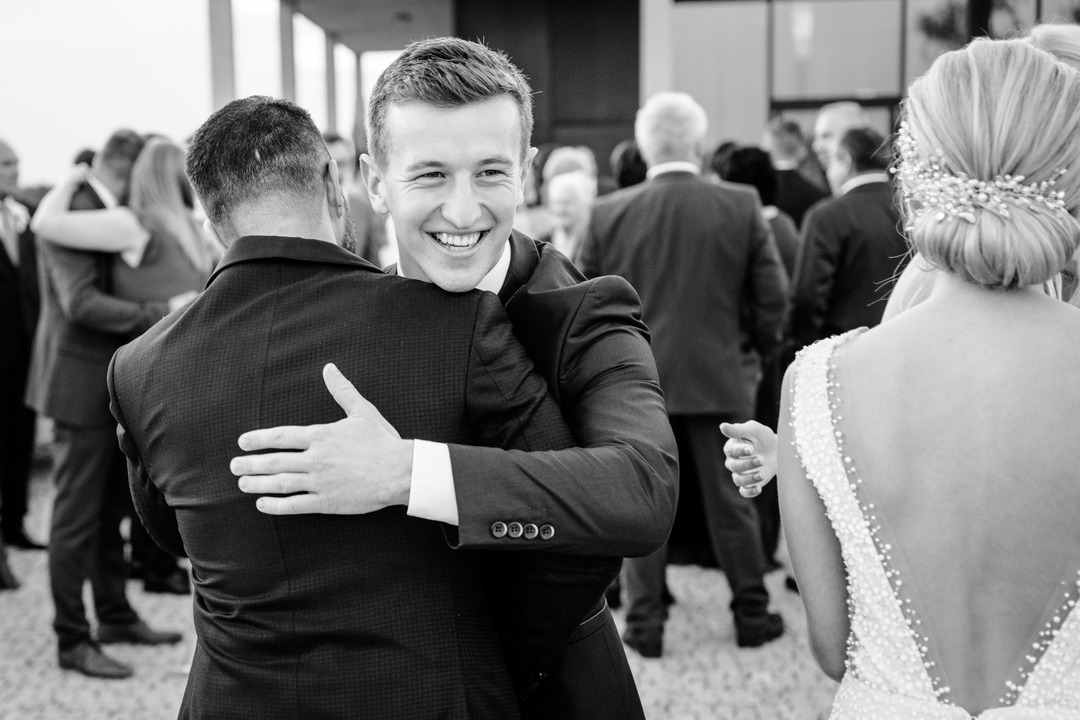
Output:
[{"xmin": 406, "ymin": 440, "xmax": 459, "ymax": 526}]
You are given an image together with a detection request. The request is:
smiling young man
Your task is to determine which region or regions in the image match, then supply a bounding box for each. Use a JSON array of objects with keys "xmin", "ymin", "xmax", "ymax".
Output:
[{"xmin": 232, "ymin": 38, "xmax": 678, "ymax": 718}]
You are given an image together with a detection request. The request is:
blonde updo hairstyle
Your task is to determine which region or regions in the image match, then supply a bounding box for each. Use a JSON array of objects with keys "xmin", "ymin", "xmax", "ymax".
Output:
[{"xmin": 901, "ymin": 38, "xmax": 1080, "ymax": 289}]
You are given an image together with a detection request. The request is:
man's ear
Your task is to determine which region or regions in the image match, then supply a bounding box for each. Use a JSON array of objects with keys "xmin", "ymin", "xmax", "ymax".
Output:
[
  {"xmin": 360, "ymin": 154, "xmax": 390, "ymax": 215},
  {"xmin": 324, "ymin": 157, "xmax": 346, "ymax": 219},
  {"xmin": 517, "ymin": 147, "xmax": 538, "ymax": 206}
]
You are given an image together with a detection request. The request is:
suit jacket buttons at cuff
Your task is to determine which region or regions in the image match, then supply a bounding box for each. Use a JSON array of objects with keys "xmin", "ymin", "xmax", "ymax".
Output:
[
  {"xmin": 523, "ymin": 523, "xmax": 539, "ymax": 540},
  {"xmin": 507, "ymin": 522, "xmax": 524, "ymax": 538},
  {"xmin": 490, "ymin": 521, "xmax": 508, "ymax": 538},
  {"xmin": 539, "ymin": 524, "xmax": 555, "ymax": 540}
]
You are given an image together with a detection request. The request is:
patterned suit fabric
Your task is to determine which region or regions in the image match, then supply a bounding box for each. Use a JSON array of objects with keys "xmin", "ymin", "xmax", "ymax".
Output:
[{"xmin": 109, "ymin": 235, "xmax": 575, "ymax": 720}]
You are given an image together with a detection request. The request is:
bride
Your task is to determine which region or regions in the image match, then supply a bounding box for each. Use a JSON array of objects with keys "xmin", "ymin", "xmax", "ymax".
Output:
[{"xmin": 777, "ymin": 38, "xmax": 1080, "ymax": 717}]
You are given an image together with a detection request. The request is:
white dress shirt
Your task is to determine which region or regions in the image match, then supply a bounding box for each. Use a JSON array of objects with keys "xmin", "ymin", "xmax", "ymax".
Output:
[
  {"xmin": 402, "ymin": 239, "xmax": 512, "ymax": 525},
  {"xmin": 84, "ymin": 174, "xmax": 149, "ymax": 268}
]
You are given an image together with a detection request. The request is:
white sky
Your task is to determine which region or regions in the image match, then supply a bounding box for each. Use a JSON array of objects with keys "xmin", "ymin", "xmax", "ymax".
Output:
[{"xmin": 3, "ymin": 0, "xmax": 397, "ymax": 187}]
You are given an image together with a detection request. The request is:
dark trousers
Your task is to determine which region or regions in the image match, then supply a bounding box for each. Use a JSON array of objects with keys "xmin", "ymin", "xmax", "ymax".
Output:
[
  {"xmin": 49, "ymin": 423, "xmax": 138, "ymax": 649},
  {"xmin": 0, "ymin": 359, "xmax": 36, "ymax": 537},
  {"xmin": 754, "ymin": 355, "xmax": 784, "ymax": 561},
  {"xmin": 521, "ymin": 602, "xmax": 645, "ymax": 720},
  {"xmin": 624, "ymin": 415, "xmax": 770, "ymax": 636}
]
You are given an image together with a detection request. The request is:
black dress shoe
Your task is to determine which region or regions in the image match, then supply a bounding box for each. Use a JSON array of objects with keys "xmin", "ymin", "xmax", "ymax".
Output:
[
  {"xmin": 143, "ymin": 569, "xmax": 191, "ymax": 595},
  {"xmin": 2, "ymin": 527, "xmax": 46, "ymax": 551},
  {"xmin": 97, "ymin": 620, "xmax": 183, "ymax": 646},
  {"xmin": 622, "ymin": 629, "xmax": 663, "ymax": 658},
  {"xmin": 59, "ymin": 641, "xmax": 133, "ymax": 679},
  {"xmin": 735, "ymin": 612, "xmax": 784, "ymax": 648}
]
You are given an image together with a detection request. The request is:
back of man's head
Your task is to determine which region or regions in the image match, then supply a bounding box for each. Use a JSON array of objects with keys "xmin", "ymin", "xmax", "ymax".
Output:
[
  {"xmin": 635, "ymin": 92, "xmax": 708, "ymax": 166},
  {"xmin": 714, "ymin": 146, "xmax": 779, "ymax": 207},
  {"xmin": 187, "ymin": 96, "xmax": 328, "ymax": 234},
  {"xmin": 837, "ymin": 126, "xmax": 890, "ymax": 173},
  {"xmin": 96, "ymin": 129, "xmax": 145, "ymax": 198},
  {"xmin": 764, "ymin": 117, "xmax": 808, "ymax": 163},
  {"xmin": 367, "ymin": 37, "xmax": 533, "ymax": 167}
]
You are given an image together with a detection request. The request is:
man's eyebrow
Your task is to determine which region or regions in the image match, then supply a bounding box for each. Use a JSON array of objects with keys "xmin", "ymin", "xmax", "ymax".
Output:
[
  {"xmin": 403, "ymin": 160, "xmax": 444, "ymax": 173},
  {"xmin": 479, "ymin": 156, "xmax": 514, "ymax": 166}
]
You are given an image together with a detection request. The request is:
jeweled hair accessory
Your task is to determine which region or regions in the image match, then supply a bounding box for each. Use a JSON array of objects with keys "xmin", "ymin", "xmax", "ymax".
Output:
[{"xmin": 894, "ymin": 121, "xmax": 1069, "ymax": 224}]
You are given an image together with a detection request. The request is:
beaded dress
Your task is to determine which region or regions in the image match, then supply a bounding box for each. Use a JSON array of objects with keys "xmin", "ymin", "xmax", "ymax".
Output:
[{"xmin": 791, "ymin": 331, "xmax": 1080, "ymax": 719}]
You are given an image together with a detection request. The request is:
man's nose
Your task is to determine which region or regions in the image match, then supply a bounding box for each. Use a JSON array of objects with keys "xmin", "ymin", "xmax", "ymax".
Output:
[{"xmin": 441, "ymin": 183, "xmax": 483, "ymax": 229}]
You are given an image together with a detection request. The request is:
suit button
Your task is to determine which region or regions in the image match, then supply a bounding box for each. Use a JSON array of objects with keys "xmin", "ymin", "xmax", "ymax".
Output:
[
  {"xmin": 507, "ymin": 522, "xmax": 524, "ymax": 539},
  {"xmin": 539, "ymin": 524, "xmax": 555, "ymax": 540},
  {"xmin": 523, "ymin": 523, "xmax": 539, "ymax": 540},
  {"xmin": 490, "ymin": 522, "xmax": 508, "ymax": 538}
]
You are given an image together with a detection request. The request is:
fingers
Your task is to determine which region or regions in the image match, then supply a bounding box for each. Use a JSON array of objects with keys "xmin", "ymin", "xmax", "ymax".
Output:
[
  {"xmin": 252, "ymin": 493, "xmax": 329, "ymax": 516},
  {"xmin": 237, "ymin": 426, "xmax": 315, "ymax": 452},
  {"xmin": 323, "ymin": 363, "xmax": 369, "ymax": 418},
  {"xmin": 230, "ymin": 451, "xmax": 312, "ymax": 477},
  {"xmin": 235, "ymin": 472, "xmax": 314, "ymax": 496},
  {"xmin": 739, "ymin": 485, "xmax": 763, "ymax": 499},
  {"xmin": 725, "ymin": 455, "xmax": 762, "ymax": 475},
  {"xmin": 731, "ymin": 470, "xmax": 767, "ymax": 489}
]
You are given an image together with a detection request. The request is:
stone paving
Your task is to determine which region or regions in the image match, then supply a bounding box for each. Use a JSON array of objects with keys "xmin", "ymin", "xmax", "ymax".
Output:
[{"xmin": 0, "ymin": 457, "xmax": 837, "ymax": 720}]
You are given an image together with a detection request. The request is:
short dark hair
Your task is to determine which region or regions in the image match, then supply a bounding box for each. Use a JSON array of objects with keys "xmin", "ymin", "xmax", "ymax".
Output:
[
  {"xmin": 609, "ymin": 139, "xmax": 647, "ymax": 189},
  {"xmin": 367, "ymin": 37, "xmax": 533, "ymax": 167},
  {"xmin": 714, "ymin": 146, "xmax": 779, "ymax": 207},
  {"xmin": 837, "ymin": 126, "xmax": 891, "ymax": 173},
  {"xmin": 100, "ymin": 129, "xmax": 145, "ymax": 182},
  {"xmin": 186, "ymin": 96, "xmax": 328, "ymax": 225}
]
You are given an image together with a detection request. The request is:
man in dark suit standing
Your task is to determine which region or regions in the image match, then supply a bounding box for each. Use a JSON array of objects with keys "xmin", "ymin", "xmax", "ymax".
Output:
[
  {"xmin": 26, "ymin": 129, "xmax": 183, "ymax": 679},
  {"xmin": 230, "ymin": 38, "xmax": 677, "ymax": 719},
  {"xmin": 0, "ymin": 139, "xmax": 42, "ymax": 553},
  {"xmin": 788, "ymin": 127, "xmax": 910, "ymax": 350},
  {"xmin": 578, "ymin": 92, "xmax": 789, "ymax": 656},
  {"xmin": 763, "ymin": 118, "xmax": 829, "ymax": 228},
  {"xmin": 110, "ymin": 94, "xmax": 587, "ymax": 719}
]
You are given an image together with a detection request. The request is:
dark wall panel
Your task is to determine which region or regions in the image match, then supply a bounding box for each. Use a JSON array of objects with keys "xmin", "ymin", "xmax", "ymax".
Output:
[{"xmin": 455, "ymin": 0, "xmax": 639, "ymax": 173}]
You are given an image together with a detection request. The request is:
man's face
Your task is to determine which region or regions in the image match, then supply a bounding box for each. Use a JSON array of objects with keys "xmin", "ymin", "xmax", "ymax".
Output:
[
  {"xmin": 0, "ymin": 142, "xmax": 19, "ymax": 198},
  {"xmin": 365, "ymin": 97, "xmax": 532, "ymax": 292},
  {"xmin": 813, "ymin": 112, "xmax": 847, "ymax": 168},
  {"xmin": 826, "ymin": 147, "xmax": 854, "ymax": 195}
]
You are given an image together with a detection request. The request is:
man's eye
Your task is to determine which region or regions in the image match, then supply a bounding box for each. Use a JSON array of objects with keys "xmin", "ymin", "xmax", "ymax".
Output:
[
  {"xmin": 415, "ymin": 172, "xmax": 443, "ymax": 180},
  {"xmin": 480, "ymin": 169, "xmax": 506, "ymax": 177}
]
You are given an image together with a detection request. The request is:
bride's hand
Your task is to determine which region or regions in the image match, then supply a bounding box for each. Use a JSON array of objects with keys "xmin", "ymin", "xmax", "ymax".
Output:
[{"xmin": 719, "ymin": 420, "xmax": 778, "ymax": 498}]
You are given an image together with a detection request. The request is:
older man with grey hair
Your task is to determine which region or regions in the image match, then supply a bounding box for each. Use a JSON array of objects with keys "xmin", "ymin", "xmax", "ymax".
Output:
[
  {"xmin": 812, "ymin": 101, "xmax": 871, "ymax": 172},
  {"xmin": 579, "ymin": 91, "xmax": 789, "ymax": 657}
]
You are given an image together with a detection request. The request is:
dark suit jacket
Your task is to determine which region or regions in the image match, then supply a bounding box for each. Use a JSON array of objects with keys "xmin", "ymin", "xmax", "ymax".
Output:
[
  {"xmin": 26, "ymin": 184, "xmax": 167, "ymax": 428},
  {"xmin": 446, "ymin": 233, "xmax": 678, "ymax": 695},
  {"xmin": 789, "ymin": 178, "xmax": 910, "ymax": 349},
  {"xmin": 0, "ymin": 205, "xmax": 39, "ymax": 373},
  {"xmin": 109, "ymin": 236, "xmax": 575, "ymax": 720},
  {"xmin": 775, "ymin": 168, "xmax": 829, "ymax": 228},
  {"xmin": 579, "ymin": 171, "xmax": 789, "ymax": 418}
]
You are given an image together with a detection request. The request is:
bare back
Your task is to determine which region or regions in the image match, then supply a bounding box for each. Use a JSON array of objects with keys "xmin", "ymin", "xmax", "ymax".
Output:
[{"xmin": 836, "ymin": 282, "xmax": 1080, "ymax": 712}]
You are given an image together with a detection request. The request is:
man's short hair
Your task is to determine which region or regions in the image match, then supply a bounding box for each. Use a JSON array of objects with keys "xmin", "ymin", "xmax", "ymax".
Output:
[
  {"xmin": 367, "ymin": 37, "xmax": 533, "ymax": 167},
  {"xmin": 186, "ymin": 96, "xmax": 329, "ymax": 226},
  {"xmin": 837, "ymin": 126, "xmax": 891, "ymax": 173},
  {"xmin": 99, "ymin": 129, "xmax": 145, "ymax": 182},
  {"xmin": 635, "ymin": 92, "xmax": 708, "ymax": 165},
  {"xmin": 765, "ymin": 117, "xmax": 808, "ymax": 161}
]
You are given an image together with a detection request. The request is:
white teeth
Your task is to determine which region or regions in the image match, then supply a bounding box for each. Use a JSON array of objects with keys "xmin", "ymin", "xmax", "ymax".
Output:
[{"xmin": 433, "ymin": 232, "xmax": 482, "ymax": 248}]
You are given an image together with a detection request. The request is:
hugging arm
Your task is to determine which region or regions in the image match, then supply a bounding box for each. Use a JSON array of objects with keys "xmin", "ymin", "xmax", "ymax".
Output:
[
  {"xmin": 448, "ymin": 277, "xmax": 678, "ymax": 557},
  {"xmin": 32, "ymin": 167, "xmax": 150, "ymax": 255},
  {"xmin": 108, "ymin": 352, "xmax": 186, "ymax": 557},
  {"xmin": 776, "ymin": 363, "xmax": 849, "ymax": 681}
]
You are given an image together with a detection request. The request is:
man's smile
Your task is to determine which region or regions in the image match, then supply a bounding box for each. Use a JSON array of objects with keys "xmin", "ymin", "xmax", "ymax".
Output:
[{"xmin": 431, "ymin": 231, "xmax": 486, "ymax": 250}]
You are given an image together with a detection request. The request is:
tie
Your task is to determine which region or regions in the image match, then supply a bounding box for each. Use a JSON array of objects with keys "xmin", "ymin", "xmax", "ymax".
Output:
[{"xmin": 0, "ymin": 202, "xmax": 18, "ymax": 268}]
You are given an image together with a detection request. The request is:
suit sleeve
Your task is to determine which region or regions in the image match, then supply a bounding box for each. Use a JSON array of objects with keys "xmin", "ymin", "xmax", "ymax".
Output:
[
  {"xmin": 450, "ymin": 278, "xmax": 679, "ymax": 557},
  {"xmin": 789, "ymin": 206, "xmax": 840, "ymax": 350},
  {"xmin": 744, "ymin": 198, "xmax": 790, "ymax": 361},
  {"xmin": 108, "ymin": 350, "xmax": 186, "ymax": 557},
  {"xmin": 40, "ymin": 239, "xmax": 168, "ymax": 336}
]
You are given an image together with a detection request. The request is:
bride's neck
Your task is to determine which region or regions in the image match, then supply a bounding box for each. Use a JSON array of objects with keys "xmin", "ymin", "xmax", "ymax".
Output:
[{"xmin": 927, "ymin": 270, "xmax": 1046, "ymax": 307}]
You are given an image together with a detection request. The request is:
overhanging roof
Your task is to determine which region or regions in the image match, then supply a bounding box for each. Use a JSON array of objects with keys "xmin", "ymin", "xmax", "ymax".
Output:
[{"xmin": 291, "ymin": 0, "xmax": 453, "ymax": 54}]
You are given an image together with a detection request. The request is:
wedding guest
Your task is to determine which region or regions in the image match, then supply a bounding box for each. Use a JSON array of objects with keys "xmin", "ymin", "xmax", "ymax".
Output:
[{"xmin": 539, "ymin": 170, "xmax": 595, "ymax": 263}]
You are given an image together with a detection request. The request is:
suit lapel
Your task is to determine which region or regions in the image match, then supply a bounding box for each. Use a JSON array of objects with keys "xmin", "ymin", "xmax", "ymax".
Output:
[{"xmin": 497, "ymin": 232, "xmax": 541, "ymax": 305}]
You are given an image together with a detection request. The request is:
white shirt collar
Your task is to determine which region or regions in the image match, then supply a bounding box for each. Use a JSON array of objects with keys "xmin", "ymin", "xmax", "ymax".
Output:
[
  {"xmin": 646, "ymin": 161, "xmax": 701, "ymax": 179},
  {"xmin": 839, "ymin": 171, "xmax": 890, "ymax": 196},
  {"xmin": 86, "ymin": 173, "xmax": 119, "ymax": 208},
  {"xmin": 396, "ymin": 238, "xmax": 511, "ymax": 294},
  {"xmin": 475, "ymin": 239, "xmax": 512, "ymax": 293},
  {"xmin": 772, "ymin": 159, "xmax": 799, "ymax": 171}
]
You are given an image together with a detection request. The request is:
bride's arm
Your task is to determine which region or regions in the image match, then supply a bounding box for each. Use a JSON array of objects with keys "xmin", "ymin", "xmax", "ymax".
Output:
[
  {"xmin": 31, "ymin": 165, "xmax": 149, "ymax": 253},
  {"xmin": 777, "ymin": 364, "xmax": 850, "ymax": 682}
]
